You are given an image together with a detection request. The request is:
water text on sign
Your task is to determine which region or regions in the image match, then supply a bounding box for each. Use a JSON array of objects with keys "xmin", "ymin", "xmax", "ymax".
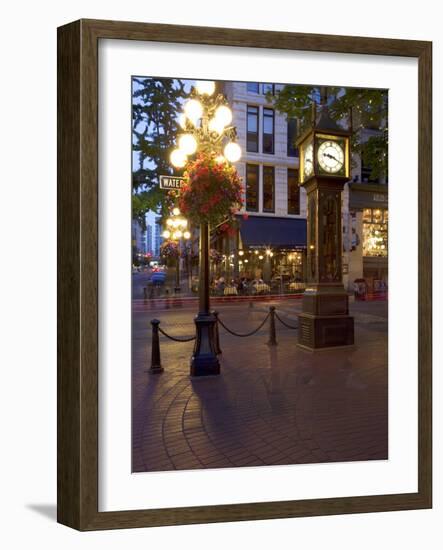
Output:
[{"xmin": 159, "ymin": 175, "xmax": 186, "ymax": 190}]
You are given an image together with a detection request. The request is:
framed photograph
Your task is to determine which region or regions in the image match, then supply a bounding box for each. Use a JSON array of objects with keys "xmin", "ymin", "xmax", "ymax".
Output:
[{"xmin": 57, "ymin": 19, "xmax": 432, "ymax": 530}]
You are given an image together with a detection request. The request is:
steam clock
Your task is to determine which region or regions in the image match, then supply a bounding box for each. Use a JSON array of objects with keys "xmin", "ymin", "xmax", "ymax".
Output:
[{"xmin": 296, "ymin": 107, "xmax": 354, "ymax": 350}]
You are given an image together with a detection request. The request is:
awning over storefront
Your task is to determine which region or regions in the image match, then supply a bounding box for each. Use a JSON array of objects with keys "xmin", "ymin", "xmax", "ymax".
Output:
[
  {"xmin": 237, "ymin": 215, "xmax": 307, "ymax": 249},
  {"xmin": 348, "ymin": 183, "xmax": 388, "ymax": 210}
]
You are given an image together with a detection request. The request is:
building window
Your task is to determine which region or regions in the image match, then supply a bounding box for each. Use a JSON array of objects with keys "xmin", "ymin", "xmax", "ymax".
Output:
[
  {"xmin": 262, "ymin": 108, "xmax": 275, "ymax": 154},
  {"xmin": 247, "ymin": 82, "xmax": 259, "ymax": 94},
  {"xmin": 246, "ymin": 164, "xmax": 259, "ymax": 212},
  {"xmin": 287, "ymin": 169, "xmax": 300, "ymax": 215},
  {"xmin": 247, "ymin": 105, "xmax": 259, "ymax": 153},
  {"xmin": 263, "ymin": 166, "xmax": 275, "ymax": 212},
  {"xmin": 262, "ymin": 83, "xmax": 274, "ymax": 95},
  {"xmin": 362, "ymin": 208, "xmax": 388, "ymax": 257},
  {"xmin": 287, "ymin": 118, "xmax": 298, "ymax": 157}
]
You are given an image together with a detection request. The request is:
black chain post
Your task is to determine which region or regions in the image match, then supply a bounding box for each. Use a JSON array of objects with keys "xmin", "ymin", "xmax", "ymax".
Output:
[
  {"xmin": 150, "ymin": 319, "xmax": 164, "ymax": 374},
  {"xmin": 268, "ymin": 306, "xmax": 277, "ymax": 346},
  {"xmin": 212, "ymin": 310, "xmax": 222, "ymax": 355}
]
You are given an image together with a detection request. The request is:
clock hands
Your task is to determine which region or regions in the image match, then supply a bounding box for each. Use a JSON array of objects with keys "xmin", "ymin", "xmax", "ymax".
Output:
[{"xmin": 323, "ymin": 151, "xmax": 340, "ymax": 163}]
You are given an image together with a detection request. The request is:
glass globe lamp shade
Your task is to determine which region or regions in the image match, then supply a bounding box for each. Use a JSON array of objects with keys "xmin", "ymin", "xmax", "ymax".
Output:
[
  {"xmin": 184, "ymin": 99, "xmax": 203, "ymax": 123},
  {"xmin": 175, "ymin": 230, "xmax": 183, "ymax": 238},
  {"xmin": 195, "ymin": 80, "xmax": 216, "ymax": 96},
  {"xmin": 166, "ymin": 218, "xmax": 173, "ymax": 227},
  {"xmin": 162, "ymin": 230, "xmax": 171, "ymax": 239},
  {"xmin": 208, "ymin": 118, "xmax": 225, "ymax": 135},
  {"xmin": 183, "ymin": 231, "xmax": 191, "ymax": 240},
  {"xmin": 178, "ymin": 134, "xmax": 197, "ymax": 155},
  {"xmin": 224, "ymin": 142, "xmax": 241, "ymax": 162},
  {"xmin": 215, "ymin": 105, "xmax": 232, "ymax": 127},
  {"xmin": 172, "ymin": 207, "xmax": 181, "ymax": 216},
  {"xmin": 170, "ymin": 149, "xmax": 187, "ymax": 168}
]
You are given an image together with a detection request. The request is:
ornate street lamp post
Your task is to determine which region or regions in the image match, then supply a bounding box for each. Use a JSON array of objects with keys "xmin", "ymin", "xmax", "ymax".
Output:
[
  {"xmin": 170, "ymin": 81, "xmax": 241, "ymax": 376},
  {"xmin": 162, "ymin": 207, "xmax": 191, "ymax": 293}
]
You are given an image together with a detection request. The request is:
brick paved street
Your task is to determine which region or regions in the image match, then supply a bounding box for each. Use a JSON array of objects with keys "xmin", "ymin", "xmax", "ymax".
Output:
[{"xmin": 132, "ymin": 299, "xmax": 388, "ymax": 472}]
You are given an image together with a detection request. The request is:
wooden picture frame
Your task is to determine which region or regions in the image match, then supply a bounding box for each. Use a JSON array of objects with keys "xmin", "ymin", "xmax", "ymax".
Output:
[{"xmin": 57, "ymin": 19, "xmax": 432, "ymax": 530}]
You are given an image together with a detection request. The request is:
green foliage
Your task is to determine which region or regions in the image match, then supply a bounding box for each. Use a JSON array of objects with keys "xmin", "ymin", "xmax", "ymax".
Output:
[
  {"xmin": 132, "ymin": 78, "xmax": 190, "ymax": 223},
  {"xmin": 267, "ymin": 85, "xmax": 388, "ymax": 181}
]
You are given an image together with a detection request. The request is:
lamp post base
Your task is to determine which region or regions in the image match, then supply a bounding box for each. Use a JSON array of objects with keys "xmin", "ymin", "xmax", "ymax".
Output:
[{"xmin": 190, "ymin": 313, "xmax": 220, "ymax": 376}]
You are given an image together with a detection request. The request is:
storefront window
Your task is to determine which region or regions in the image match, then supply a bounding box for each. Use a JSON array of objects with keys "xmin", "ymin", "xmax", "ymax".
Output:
[{"xmin": 362, "ymin": 208, "xmax": 388, "ymax": 257}]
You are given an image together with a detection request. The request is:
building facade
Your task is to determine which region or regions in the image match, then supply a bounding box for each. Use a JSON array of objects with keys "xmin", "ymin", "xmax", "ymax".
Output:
[
  {"xmin": 145, "ymin": 224, "xmax": 153, "ymax": 256},
  {"xmin": 213, "ymin": 81, "xmax": 388, "ymax": 294},
  {"xmin": 153, "ymin": 216, "xmax": 163, "ymax": 257},
  {"xmin": 212, "ymin": 81, "xmax": 307, "ymax": 290}
]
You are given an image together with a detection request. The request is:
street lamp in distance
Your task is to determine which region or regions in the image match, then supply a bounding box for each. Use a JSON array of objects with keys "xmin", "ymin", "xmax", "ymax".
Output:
[{"xmin": 162, "ymin": 208, "xmax": 191, "ymax": 293}]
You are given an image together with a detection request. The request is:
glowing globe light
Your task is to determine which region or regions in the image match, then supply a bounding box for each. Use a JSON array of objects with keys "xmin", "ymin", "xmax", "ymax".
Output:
[
  {"xmin": 183, "ymin": 231, "xmax": 191, "ymax": 240},
  {"xmin": 162, "ymin": 230, "xmax": 171, "ymax": 239},
  {"xmin": 179, "ymin": 218, "xmax": 188, "ymax": 228},
  {"xmin": 195, "ymin": 80, "xmax": 216, "ymax": 96},
  {"xmin": 184, "ymin": 99, "xmax": 203, "ymax": 123},
  {"xmin": 208, "ymin": 118, "xmax": 225, "ymax": 134},
  {"xmin": 170, "ymin": 149, "xmax": 187, "ymax": 168},
  {"xmin": 259, "ymin": 255, "xmax": 264, "ymax": 260},
  {"xmin": 238, "ymin": 250, "xmax": 244, "ymax": 256},
  {"xmin": 166, "ymin": 218, "xmax": 173, "ymax": 227},
  {"xmin": 178, "ymin": 134, "xmax": 197, "ymax": 155},
  {"xmin": 214, "ymin": 105, "xmax": 232, "ymax": 127},
  {"xmin": 175, "ymin": 230, "xmax": 183, "ymax": 239},
  {"xmin": 172, "ymin": 207, "xmax": 181, "ymax": 216},
  {"xmin": 224, "ymin": 142, "xmax": 241, "ymax": 162}
]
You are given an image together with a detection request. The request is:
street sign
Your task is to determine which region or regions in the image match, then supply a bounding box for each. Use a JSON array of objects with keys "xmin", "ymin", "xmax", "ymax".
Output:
[{"xmin": 159, "ymin": 175, "xmax": 186, "ymax": 190}]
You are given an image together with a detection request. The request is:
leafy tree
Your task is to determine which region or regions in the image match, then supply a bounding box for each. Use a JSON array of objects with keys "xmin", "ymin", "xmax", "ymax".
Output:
[
  {"xmin": 132, "ymin": 78, "xmax": 189, "ymax": 225},
  {"xmin": 267, "ymin": 85, "xmax": 388, "ymax": 181}
]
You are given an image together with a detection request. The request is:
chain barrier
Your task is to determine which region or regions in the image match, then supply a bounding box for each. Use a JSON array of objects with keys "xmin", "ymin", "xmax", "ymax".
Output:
[
  {"xmin": 274, "ymin": 311, "xmax": 299, "ymax": 330},
  {"xmin": 216, "ymin": 311, "xmax": 271, "ymax": 337},
  {"xmin": 149, "ymin": 306, "xmax": 297, "ymax": 374},
  {"xmin": 157, "ymin": 326, "xmax": 196, "ymax": 343},
  {"xmin": 149, "ymin": 319, "xmax": 195, "ymax": 374}
]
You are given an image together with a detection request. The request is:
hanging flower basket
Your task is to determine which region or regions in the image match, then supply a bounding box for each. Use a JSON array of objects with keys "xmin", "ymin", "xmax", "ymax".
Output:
[
  {"xmin": 160, "ymin": 239, "xmax": 179, "ymax": 260},
  {"xmin": 179, "ymin": 152, "xmax": 244, "ymax": 227}
]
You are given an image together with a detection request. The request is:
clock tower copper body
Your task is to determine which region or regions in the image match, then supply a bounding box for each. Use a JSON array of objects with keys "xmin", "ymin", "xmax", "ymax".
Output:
[{"xmin": 296, "ymin": 106, "xmax": 354, "ymax": 350}]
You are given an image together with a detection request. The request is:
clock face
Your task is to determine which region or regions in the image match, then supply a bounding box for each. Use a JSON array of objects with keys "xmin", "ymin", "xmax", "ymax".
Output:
[
  {"xmin": 304, "ymin": 142, "xmax": 314, "ymax": 178},
  {"xmin": 317, "ymin": 140, "xmax": 345, "ymax": 174}
]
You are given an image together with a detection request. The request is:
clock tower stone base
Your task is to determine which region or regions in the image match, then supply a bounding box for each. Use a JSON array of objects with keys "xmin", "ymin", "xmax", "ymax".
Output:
[{"xmin": 297, "ymin": 286, "xmax": 354, "ymax": 351}]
